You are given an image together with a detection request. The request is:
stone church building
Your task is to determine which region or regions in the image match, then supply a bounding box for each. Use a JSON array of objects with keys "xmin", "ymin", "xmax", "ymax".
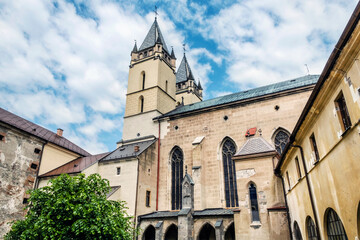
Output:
[{"xmin": 2, "ymin": 2, "xmax": 360, "ymax": 240}]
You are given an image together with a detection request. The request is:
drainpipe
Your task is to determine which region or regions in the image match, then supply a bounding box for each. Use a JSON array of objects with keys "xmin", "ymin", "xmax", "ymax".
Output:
[
  {"xmin": 134, "ymin": 155, "xmax": 140, "ymax": 239},
  {"xmin": 156, "ymin": 120, "xmax": 161, "ymax": 211},
  {"xmin": 275, "ymin": 170, "xmax": 293, "ymax": 240},
  {"xmin": 291, "ymin": 144, "xmax": 321, "ymax": 240}
]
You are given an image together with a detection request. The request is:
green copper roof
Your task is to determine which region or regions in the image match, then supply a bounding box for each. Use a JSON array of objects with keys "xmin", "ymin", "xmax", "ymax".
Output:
[{"xmin": 157, "ymin": 75, "xmax": 319, "ymax": 119}]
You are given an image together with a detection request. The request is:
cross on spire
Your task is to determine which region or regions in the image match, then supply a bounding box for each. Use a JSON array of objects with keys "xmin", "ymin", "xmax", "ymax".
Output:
[
  {"xmin": 183, "ymin": 43, "xmax": 186, "ymax": 55},
  {"xmin": 154, "ymin": 5, "xmax": 159, "ymax": 20}
]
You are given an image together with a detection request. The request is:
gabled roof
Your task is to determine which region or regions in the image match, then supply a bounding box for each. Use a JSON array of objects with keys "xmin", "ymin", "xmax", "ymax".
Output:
[
  {"xmin": 139, "ymin": 19, "xmax": 169, "ymax": 53},
  {"xmin": 0, "ymin": 107, "xmax": 90, "ymax": 156},
  {"xmin": 156, "ymin": 75, "xmax": 319, "ymax": 120},
  {"xmin": 39, "ymin": 152, "xmax": 108, "ymax": 177},
  {"xmin": 176, "ymin": 54, "xmax": 195, "ymax": 83},
  {"xmin": 101, "ymin": 138, "xmax": 157, "ymax": 162},
  {"xmin": 233, "ymin": 137, "xmax": 277, "ymax": 159}
]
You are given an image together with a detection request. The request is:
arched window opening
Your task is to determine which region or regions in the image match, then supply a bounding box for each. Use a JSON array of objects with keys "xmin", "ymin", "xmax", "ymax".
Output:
[
  {"xmin": 273, "ymin": 129, "xmax": 290, "ymax": 155},
  {"xmin": 306, "ymin": 216, "xmax": 318, "ymax": 240},
  {"xmin": 198, "ymin": 223, "xmax": 216, "ymax": 240},
  {"xmin": 171, "ymin": 147, "xmax": 183, "ymax": 210},
  {"xmin": 222, "ymin": 138, "xmax": 239, "ymax": 207},
  {"xmin": 249, "ymin": 183, "xmax": 260, "ymax": 222},
  {"xmin": 326, "ymin": 208, "xmax": 348, "ymax": 240},
  {"xmin": 294, "ymin": 221, "xmax": 303, "ymax": 240},
  {"xmin": 224, "ymin": 222, "xmax": 235, "ymax": 240},
  {"xmin": 143, "ymin": 225, "xmax": 155, "ymax": 240},
  {"xmin": 165, "ymin": 80, "xmax": 168, "ymax": 93},
  {"xmin": 139, "ymin": 96, "xmax": 144, "ymax": 113},
  {"xmin": 142, "ymin": 72, "xmax": 146, "ymax": 90},
  {"xmin": 164, "ymin": 224, "xmax": 178, "ymax": 240}
]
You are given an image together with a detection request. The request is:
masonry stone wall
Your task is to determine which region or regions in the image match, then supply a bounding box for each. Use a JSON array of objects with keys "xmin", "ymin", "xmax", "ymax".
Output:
[{"xmin": 0, "ymin": 124, "xmax": 44, "ymax": 238}]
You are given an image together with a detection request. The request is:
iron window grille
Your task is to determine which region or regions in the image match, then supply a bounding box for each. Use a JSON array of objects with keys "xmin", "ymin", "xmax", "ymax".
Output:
[
  {"xmin": 294, "ymin": 221, "xmax": 303, "ymax": 240},
  {"xmin": 326, "ymin": 209, "xmax": 348, "ymax": 240},
  {"xmin": 306, "ymin": 217, "xmax": 318, "ymax": 240}
]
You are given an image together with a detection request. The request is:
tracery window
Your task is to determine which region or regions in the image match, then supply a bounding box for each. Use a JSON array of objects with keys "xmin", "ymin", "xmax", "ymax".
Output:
[
  {"xmin": 274, "ymin": 130, "xmax": 290, "ymax": 155},
  {"xmin": 171, "ymin": 147, "xmax": 183, "ymax": 210},
  {"xmin": 222, "ymin": 138, "xmax": 238, "ymax": 208},
  {"xmin": 306, "ymin": 216, "xmax": 318, "ymax": 240},
  {"xmin": 326, "ymin": 208, "xmax": 348, "ymax": 240},
  {"xmin": 249, "ymin": 183, "xmax": 260, "ymax": 222},
  {"xmin": 294, "ymin": 221, "xmax": 303, "ymax": 240}
]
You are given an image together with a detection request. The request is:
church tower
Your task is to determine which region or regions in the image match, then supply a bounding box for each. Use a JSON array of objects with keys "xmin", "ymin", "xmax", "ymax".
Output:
[
  {"xmin": 175, "ymin": 54, "xmax": 203, "ymax": 106},
  {"xmin": 122, "ymin": 18, "xmax": 177, "ymax": 141}
]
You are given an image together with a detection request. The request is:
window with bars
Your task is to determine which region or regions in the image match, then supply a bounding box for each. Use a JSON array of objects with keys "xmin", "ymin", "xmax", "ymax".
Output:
[
  {"xmin": 310, "ymin": 133, "xmax": 320, "ymax": 163},
  {"xmin": 326, "ymin": 208, "xmax": 348, "ymax": 240},
  {"xmin": 306, "ymin": 216, "xmax": 318, "ymax": 240},
  {"xmin": 274, "ymin": 130, "xmax": 290, "ymax": 155},
  {"xmin": 294, "ymin": 221, "xmax": 303, "ymax": 240},
  {"xmin": 222, "ymin": 138, "xmax": 238, "ymax": 208},
  {"xmin": 335, "ymin": 92, "xmax": 352, "ymax": 132},
  {"xmin": 249, "ymin": 183, "xmax": 260, "ymax": 222},
  {"xmin": 171, "ymin": 147, "xmax": 183, "ymax": 210}
]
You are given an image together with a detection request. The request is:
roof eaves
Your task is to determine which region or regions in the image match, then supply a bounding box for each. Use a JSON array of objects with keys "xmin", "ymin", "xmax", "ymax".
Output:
[{"xmin": 275, "ymin": 2, "xmax": 360, "ymax": 175}]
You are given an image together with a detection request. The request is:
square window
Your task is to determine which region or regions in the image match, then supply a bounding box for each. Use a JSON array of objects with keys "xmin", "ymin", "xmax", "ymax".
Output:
[
  {"xmin": 335, "ymin": 92, "xmax": 352, "ymax": 132},
  {"xmin": 117, "ymin": 167, "xmax": 121, "ymax": 175},
  {"xmin": 34, "ymin": 148, "xmax": 41, "ymax": 154},
  {"xmin": 30, "ymin": 163, "xmax": 38, "ymax": 170}
]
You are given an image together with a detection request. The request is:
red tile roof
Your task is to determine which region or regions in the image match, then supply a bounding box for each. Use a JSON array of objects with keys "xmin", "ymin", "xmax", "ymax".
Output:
[
  {"xmin": 39, "ymin": 152, "xmax": 108, "ymax": 177},
  {"xmin": 0, "ymin": 107, "xmax": 90, "ymax": 156}
]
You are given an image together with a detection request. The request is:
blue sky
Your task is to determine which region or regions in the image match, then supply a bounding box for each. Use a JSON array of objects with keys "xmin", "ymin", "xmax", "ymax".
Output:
[{"xmin": 0, "ymin": 0, "xmax": 358, "ymax": 153}]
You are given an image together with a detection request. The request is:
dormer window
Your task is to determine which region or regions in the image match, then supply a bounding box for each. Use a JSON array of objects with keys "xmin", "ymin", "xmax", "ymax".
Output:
[{"xmin": 144, "ymin": 51, "xmax": 148, "ymax": 57}]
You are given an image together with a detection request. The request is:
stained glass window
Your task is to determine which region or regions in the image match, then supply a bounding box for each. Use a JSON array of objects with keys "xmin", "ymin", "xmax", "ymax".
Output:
[
  {"xmin": 327, "ymin": 209, "xmax": 348, "ymax": 240},
  {"xmin": 306, "ymin": 217, "xmax": 318, "ymax": 240},
  {"xmin": 249, "ymin": 183, "xmax": 260, "ymax": 221},
  {"xmin": 171, "ymin": 147, "xmax": 183, "ymax": 210},
  {"xmin": 222, "ymin": 139, "xmax": 238, "ymax": 207},
  {"xmin": 274, "ymin": 130, "xmax": 290, "ymax": 155}
]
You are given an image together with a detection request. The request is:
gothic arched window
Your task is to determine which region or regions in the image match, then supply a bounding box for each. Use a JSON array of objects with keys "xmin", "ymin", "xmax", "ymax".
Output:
[
  {"xmin": 171, "ymin": 147, "xmax": 183, "ymax": 210},
  {"xmin": 294, "ymin": 221, "xmax": 303, "ymax": 240},
  {"xmin": 326, "ymin": 208, "xmax": 348, "ymax": 240},
  {"xmin": 139, "ymin": 96, "xmax": 144, "ymax": 113},
  {"xmin": 249, "ymin": 183, "xmax": 260, "ymax": 222},
  {"xmin": 306, "ymin": 216, "xmax": 318, "ymax": 240},
  {"xmin": 274, "ymin": 129, "xmax": 290, "ymax": 155},
  {"xmin": 142, "ymin": 72, "xmax": 146, "ymax": 90},
  {"xmin": 222, "ymin": 138, "xmax": 238, "ymax": 208}
]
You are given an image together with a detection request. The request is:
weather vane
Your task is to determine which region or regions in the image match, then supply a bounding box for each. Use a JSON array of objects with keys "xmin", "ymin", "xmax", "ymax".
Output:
[{"xmin": 154, "ymin": 5, "xmax": 158, "ymax": 19}]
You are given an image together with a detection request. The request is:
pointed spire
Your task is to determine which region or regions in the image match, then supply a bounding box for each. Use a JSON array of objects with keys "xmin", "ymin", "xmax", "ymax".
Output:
[
  {"xmin": 176, "ymin": 54, "xmax": 195, "ymax": 83},
  {"xmin": 132, "ymin": 40, "xmax": 138, "ymax": 53},
  {"xmin": 139, "ymin": 18, "xmax": 169, "ymax": 53},
  {"xmin": 198, "ymin": 80, "xmax": 203, "ymax": 90},
  {"xmin": 171, "ymin": 46, "xmax": 176, "ymax": 59}
]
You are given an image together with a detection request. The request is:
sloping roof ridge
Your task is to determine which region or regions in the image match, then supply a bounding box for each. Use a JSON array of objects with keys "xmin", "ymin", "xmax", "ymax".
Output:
[
  {"xmin": 159, "ymin": 74, "xmax": 319, "ymax": 118},
  {"xmin": 0, "ymin": 107, "xmax": 90, "ymax": 156}
]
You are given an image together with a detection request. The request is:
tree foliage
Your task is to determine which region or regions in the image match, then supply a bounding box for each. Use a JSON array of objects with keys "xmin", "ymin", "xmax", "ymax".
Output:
[{"xmin": 5, "ymin": 174, "xmax": 135, "ymax": 240}]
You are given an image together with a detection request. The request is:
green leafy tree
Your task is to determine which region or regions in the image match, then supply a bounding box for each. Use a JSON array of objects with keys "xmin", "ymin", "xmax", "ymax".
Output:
[{"xmin": 5, "ymin": 173, "xmax": 136, "ymax": 240}]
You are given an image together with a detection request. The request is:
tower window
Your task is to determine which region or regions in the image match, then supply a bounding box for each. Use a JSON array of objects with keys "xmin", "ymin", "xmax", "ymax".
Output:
[
  {"xmin": 146, "ymin": 190, "xmax": 151, "ymax": 207},
  {"xmin": 142, "ymin": 72, "xmax": 146, "ymax": 90},
  {"xmin": 165, "ymin": 80, "xmax": 168, "ymax": 92},
  {"xmin": 117, "ymin": 167, "xmax": 121, "ymax": 175},
  {"xmin": 139, "ymin": 96, "xmax": 144, "ymax": 113},
  {"xmin": 335, "ymin": 92, "xmax": 352, "ymax": 132},
  {"xmin": 249, "ymin": 183, "xmax": 260, "ymax": 222},
  {"xmin": 309, "ymin": 133, "xmax": 320, "ymax": 163}
]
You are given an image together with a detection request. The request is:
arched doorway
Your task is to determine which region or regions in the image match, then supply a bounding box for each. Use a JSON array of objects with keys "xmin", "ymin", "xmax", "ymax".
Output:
[
  {"xmin": 164, "ymin": 224, "xmax": 178, "ymax": 240},
  {"xmin": 225, "ymin": 222, "xmax": 235, "ymax": 240},
  {"xmin": 198, "ymin": 223, "xmax": 216, "ymax": 240},
  {"xmin": 143, "ymin": 225, "xmax": 155, "ymax": 240}
]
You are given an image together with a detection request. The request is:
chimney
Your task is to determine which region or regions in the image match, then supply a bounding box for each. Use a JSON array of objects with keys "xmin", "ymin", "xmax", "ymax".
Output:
[
  {"xmin": 134, "ymin": 145, "xmax": 140, "ymax": 152},
  {"xmin": 57, "ymin": 128, "xmax": 63, "ymax": 137}
]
